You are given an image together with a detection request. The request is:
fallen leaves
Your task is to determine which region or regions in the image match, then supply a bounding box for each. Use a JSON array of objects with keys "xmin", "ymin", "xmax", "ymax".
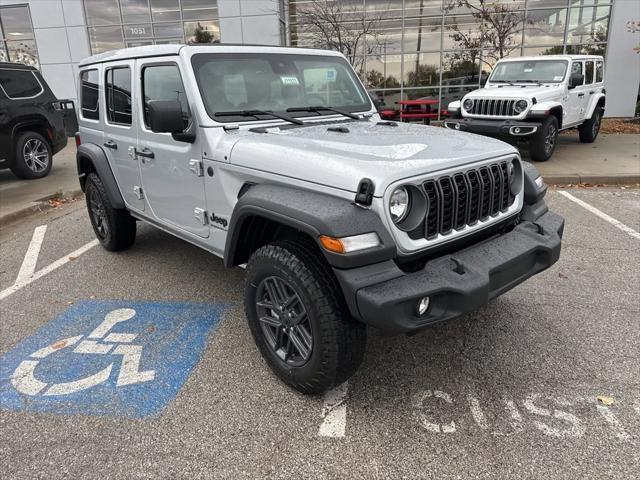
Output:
[{"xmin": 599, "ymin": 118, "xmax": 640, "ymax": 135}]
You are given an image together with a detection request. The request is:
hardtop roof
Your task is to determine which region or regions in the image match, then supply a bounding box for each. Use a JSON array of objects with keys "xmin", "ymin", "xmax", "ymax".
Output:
[
  {"xmin": 78, "ymin": 44, "xmax": 344, "ymax": 67},
  {"xmin": 0, "ymin": 62, "xmax": 38, "ymax": 71}
]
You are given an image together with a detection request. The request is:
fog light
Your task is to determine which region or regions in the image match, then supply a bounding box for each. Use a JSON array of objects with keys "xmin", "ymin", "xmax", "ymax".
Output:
[
  {"xmin": 454, "ymin": 123, "xmax": 460, "ymax": 130},
  {"xmin": 514, "ymin": 127, "xmax": 521, "ymax": 134},
  {"xmin": 417, "ymin": 296, "xmax": 430, "ymax": 316}
]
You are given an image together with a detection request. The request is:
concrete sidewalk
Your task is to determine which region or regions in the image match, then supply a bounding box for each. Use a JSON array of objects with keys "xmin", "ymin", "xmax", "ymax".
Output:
[{"xmin": 0, "ymin": 133, "xmax": 638, "ymax": 226}]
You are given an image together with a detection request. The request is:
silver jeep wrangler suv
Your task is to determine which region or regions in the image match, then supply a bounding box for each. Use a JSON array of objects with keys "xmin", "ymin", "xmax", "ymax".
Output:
[{"xmin": 76, "ymin": 45, "xmax": 564, "ymax": 394}]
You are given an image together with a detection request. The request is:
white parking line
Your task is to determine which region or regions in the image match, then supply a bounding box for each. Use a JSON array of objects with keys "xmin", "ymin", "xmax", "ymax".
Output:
[
  {"xmin": 0, "ymin": 239, "xmax": 99, "ymax": 301},
  {"xmin": 15, "ymin": 225, "xmax": 47, "ymax": 284},
  {"xmin": 558, "ymin": 190, "xmax": 640, "ymax": 240},
  {"xmin": 318, "ymin": 381, "xmax": 348, "ymax": 438}
]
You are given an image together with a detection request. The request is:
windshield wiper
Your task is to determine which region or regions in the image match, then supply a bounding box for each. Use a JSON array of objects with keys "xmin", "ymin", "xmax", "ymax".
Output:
[
  {"xmin": 491, "ymin": 80, "xmax": 515, "ymax": 86},
  {"xmin": 286, "ymin": 106, "xmax": 361, "ymax": 120},
  {"xmin": 214, "ymin": 109, "xmax": 303, "ymax": 125},
  {"xmin": 515, "ymin": 80, "xmax": 543, "ymax": 86}
]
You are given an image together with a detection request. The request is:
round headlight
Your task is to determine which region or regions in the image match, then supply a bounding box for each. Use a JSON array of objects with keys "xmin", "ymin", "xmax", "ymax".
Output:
[
  {"xmin": 463, "ymin": 98, "xmax": 474, "ymax": 111},
  {"xmin": 389, "ymin": 186, "xmax": 410, "ymax": 223},
  {"xmin": 514, "ymin": 99, "xmax": 528, "ymax": 113}
]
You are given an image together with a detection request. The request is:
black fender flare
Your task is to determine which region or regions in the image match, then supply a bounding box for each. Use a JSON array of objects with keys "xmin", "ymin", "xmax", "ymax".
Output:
[
  {"xmin": 76, "ymin": 143, "xmax": 125, "ymax": 209},
  {"xmin": 224, "ymin": 184, "xmax": 396, "ymax": 269}
]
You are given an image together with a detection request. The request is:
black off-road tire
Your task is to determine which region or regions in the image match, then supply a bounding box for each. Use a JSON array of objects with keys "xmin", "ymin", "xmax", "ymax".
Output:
[
  {"xmin": 10, "ymin": 131, "xmax": 53, "ymax": 179},
  {"xmin": 85, "ymin": 172, "xmax": 136, "ymax": 251},
  {"xmin": 578, "ymin": 105, "xmax": 603, "ymax": 143},
  {"xmin": 529, "ymin": 115, "xmax": 559, "ymax": 162},
  {"xmin": 245, "ymin": 240, "xmax": 366, "ymax": 394}
]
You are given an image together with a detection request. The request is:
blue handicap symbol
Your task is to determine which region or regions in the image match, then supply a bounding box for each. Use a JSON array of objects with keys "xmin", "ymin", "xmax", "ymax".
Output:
[{"xmin": 0, "ymin": 300, "xmax": 225, "ymax": 418}]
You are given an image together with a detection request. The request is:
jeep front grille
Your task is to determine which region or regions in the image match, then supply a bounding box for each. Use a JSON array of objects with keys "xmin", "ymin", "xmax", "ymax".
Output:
[
  {"xmin": 467, "ymin": 98, "xmax": 517, "ymax": 117},
  {"xmin": 409, "ymin": 161, "xmax": 515, "ymax": 240}
]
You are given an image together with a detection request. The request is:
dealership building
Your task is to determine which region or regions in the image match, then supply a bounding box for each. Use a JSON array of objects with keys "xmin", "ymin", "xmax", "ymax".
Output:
[{"xmin": 0, "ymin": 0, "xmax": 638, "ymax": 117}]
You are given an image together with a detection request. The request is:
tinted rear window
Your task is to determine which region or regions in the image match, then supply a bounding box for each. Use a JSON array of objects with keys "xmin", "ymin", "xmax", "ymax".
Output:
[
  {"xmin": 0, "ymin": 69, "xmax": 42, "ymax": 99},
  {"xmin": 81, "ymin": 69, "xmax": 100, "ymax": 120}
]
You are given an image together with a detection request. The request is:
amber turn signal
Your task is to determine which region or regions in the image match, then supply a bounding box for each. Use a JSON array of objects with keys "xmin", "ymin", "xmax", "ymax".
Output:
[{"xmin": 319, "ymin": 235, "xmax": 345, "ymax": 254}]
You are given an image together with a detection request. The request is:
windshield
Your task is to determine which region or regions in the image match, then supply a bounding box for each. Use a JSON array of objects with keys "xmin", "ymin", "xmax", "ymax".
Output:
[
  {"xmin": 191, "ymin": 53, "xmax": 371, "ymax": 122},
  {"xmin": 489, "ymin": 60, "xmax": 569, "ymax": 84}
]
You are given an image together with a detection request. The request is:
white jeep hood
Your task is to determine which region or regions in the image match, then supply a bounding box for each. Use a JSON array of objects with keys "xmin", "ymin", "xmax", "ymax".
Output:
[
  {"xmin": 466, "ymin": 84, "xmax": 562, "ymax": 102},
  {"xmin": 228, "ymin": 120, "xmax": 516, "ymax": 196}
]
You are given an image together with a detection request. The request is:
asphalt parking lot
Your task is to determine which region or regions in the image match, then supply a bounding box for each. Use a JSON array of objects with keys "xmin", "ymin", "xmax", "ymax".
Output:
[{"xmin": 1, "ymin": 187, "xmax": 638, "ymax": 479}]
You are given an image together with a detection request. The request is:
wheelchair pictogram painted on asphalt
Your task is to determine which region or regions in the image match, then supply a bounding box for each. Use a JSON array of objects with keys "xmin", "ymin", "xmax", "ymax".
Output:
[{"xmin": 1, "ymin": 300, "xmax": 225, "ymax": 417}]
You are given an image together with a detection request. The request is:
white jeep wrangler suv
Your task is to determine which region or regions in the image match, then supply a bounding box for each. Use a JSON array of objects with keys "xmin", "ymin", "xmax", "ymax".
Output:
[
  {"xmin": 76, "ymin": 45, "xmax": 564, "ymax": 394},
  {"xmin": 446, "ymin": 55, "xmax": 605, "ymax": 162}
]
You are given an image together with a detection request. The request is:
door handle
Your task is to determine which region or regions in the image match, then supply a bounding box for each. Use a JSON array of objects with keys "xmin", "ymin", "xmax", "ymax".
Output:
[
  {"xmin": 577, "ymin": 93, "xmax": 585, "ymax": 97},
  {"xmin": 136, "ymin": 147, "xmax": 154, "ymax": 159},
  {"xmin": 103, "ymin": 140, "xmax": 117, "ymax": 150},
  {"xmin": 589, "ymin": 91, "xmax": 595, "ymax": 95}
]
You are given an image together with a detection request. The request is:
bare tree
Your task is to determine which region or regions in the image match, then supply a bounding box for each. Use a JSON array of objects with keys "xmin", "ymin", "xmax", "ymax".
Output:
[
  {"xmin": 443, "ymin": 0, "xmax": 526, "ymax": 69},
  {"xmin": 291, "ymin": 0, "xmax": 386, "ymax": 75}
]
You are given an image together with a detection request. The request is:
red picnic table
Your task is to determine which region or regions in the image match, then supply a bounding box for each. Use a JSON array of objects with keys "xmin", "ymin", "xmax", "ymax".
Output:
[{"xmin": 397, "ymin": 98, "xmax": 440, "ymax": 124}]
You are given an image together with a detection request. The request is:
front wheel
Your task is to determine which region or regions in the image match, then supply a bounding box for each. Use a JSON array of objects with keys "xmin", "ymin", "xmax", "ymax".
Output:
[
  {"xmin": 10, "ymin": 131, "xmax": 52, "ymax": 179},
  {"xmin": 529, "ymin": 116, "xmax": 559, "ymax": 162},
  {"xmin": 245, "ymin": 240, "xmax": 366, "ymax": 394},
  {"xmin": 85, "ymin": 172, "xmax": 136, "ymax": 251},
  {"xmin": 578, "ymin": 105, "xmax": 603, "ymax": 143}
]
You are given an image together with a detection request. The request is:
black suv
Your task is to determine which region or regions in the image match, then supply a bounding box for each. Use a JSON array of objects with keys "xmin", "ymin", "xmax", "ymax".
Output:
[{"xmin": 0, "ymin": 62, "xmax": 76, "ymax": 179}]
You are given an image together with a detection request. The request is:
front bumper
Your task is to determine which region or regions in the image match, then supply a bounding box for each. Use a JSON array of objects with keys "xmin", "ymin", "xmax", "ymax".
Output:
[
  {"xmin": 444, "ymin": 117, "xmax": 541, "ymax": 137},
  {"xmin": 335, "ymin": 209, "xmax": 564, "ymax": 334}
]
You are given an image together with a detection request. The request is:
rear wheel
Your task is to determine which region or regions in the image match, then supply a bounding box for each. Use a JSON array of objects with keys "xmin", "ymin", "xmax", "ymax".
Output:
[
  {"xmin": 245, "ymin": 240, "xmax": 366, "ymax": 394},
  {"xmin": 578, "ymin": 105, "xmax": 603, "ymax": 143},
  {"xmin": 10, "ymin": 131, "xmax": 52, "ymax": 179},
  {"xmin": 529, "ymin": 116, "xmax": 558, "ymax": 162},
  {"xmin": 85, "ymin": 172, "xmax": 136, "ymax": 251}
]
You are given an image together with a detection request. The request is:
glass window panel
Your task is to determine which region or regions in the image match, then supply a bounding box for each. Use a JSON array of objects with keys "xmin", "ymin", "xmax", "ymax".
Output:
[
  {"xmin": 403, "ymin": 87, "xmax": 442, "ymax": 121},
  {"xmin": 442, "ymin": 51, "xmax": 482, "ymax": 84},
  {"xmin": 566, "ymin": 5, "xmax": 609, "ymax": 45},
  {"xmin": 184, "ymin": 21, "xmax": 220, "ymax": 43},
  {"xmin": 126, "ymin": 40, "xmax": 153, "ymax": 47},
  {"xmin": 479, "ymin": 48, "xmax": 521, "ymax": 78},
  {"xmin": 181, "ymin": 0, "xmax": 218, "ymax": 21},
  {"xmin": 142, "ymin": 64, "xmax": 190, "ymax": 128},
  {"xmin": 6, "ymin": 40, "xmax": 39, "ymax": 68},
  {"xmin": 151, "ymin": 0, "xmax": 181, "ymax": 22},
  {"xmin": 80, "ymin": 69, "xmax": 100, "ymax": 120},
  {"xmin": 525, "ymin": 8, "xmax": 567, "ymax": 46},
  {"xmin": 527, "ymin": 0, "xmax": 569, "ymax": 8},
  {"xmin": 155, "ymin": 38, "xmax": 183, "ymax": 45},
  {"xmin": 584, "ymin": 60, "xmax": 594, "ymax": 84},
  {"xmin": 154, "ymin": 23, "xmax": 183, "ymax": 38},
  {"xmin": 571, "ymin": 60, "xmax": 582, "ymax": 75},
  {"xmin": 524, "ymin": 45, "xmax": 565, "ymax": 56},
  {"xmin": 106, "ymin": 67, "xmax": 133, "ymax": 125},
  {"xmin": 443, "ymin": 15, "xmax": 483, "ymax": 50},
  {"xmin": 1, "ymin": 6, "xmax": 34, "ymax": 40},
  {"xmin": 365, "ymin": 56, "xmax": 402, "ymax": 89},
  {"xmin": 441, "ymin": 81, "xmax": 481, "ymax": 105},
  {"xmin": 565, "ymin": 43, "xmax": 606, "ymax": 56},
  {"xmin": 404, "ymin": 0, "xmax": 444, "ymax": 18},
  {"xmin": 88, "ymin": 26, "xmax": 125, "ymax": 54},
  {"xmin": 123, "ymin": 23, "xmax": 153, "ymax": 39},
  {"xmin": 404, "ymin": 52, "xmax": 441, "ymax": 87},
  {"xmin": 376, "ymin": 17, "xmax": 404, "ymax": 53},
  {"xmin": 84, "ymin": 0, "xmax": 121, "ymax": 26},
  {"xmin": 404, "ymin": 16, "xmax": 442, "ymax": 52},
  {"xmin": 595, "ymin": 60, "xmax": 603, "ymax": 82},
  {"xmin": 0, "ymin": 43, "xmax": 8, "ymax": 63},
  {"xmin": 368, "ymin": 88, "xmax": 401, "ymax": 110},
  {"xmin": 0, "ymin": 69, "xmax": 42, "ymax": 98},
  {"xmin": 121, "ymin": 0, "xmax": 151, "ymax": 24}
]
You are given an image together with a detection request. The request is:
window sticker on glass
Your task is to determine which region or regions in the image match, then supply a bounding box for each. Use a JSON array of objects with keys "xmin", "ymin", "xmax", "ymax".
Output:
[
  {"xmin": 280, "ymin": 76, "xmax": 300, "ymax": 86},
  {"xmin": 553, "ymin": 75, "xmax": 563, "ymax": 81},
  {"xmin": 326, "ymin": 69, "xmax": 336, "ymax": 82},
  {"xmin": 524, "ymin": 68, "xmax": 533, "ymax": 73}
]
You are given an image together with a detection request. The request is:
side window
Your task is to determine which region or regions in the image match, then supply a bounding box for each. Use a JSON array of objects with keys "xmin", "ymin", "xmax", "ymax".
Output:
[
  {"xmin": 142, "ymin": 64, "xmax": 190, "ymax": 129},
  {"xmin": 571, "ymin": 62, "xmax": 582, "ymax": 77},
  {"xmin": 105, "ymin": 67, "xmax": 132, "ymax": 125},
  {"xmin": 595, "ymin": 61, "xmax": 604, "ymax": 83},
  {"xmin": 80, "ymin": 69, "xmax": 100, "ymax": 120},
  {"xmin": 0, "ymin": 69, "xmax": 42, "ymax": 99},
  {"xmin": 585, "ymin": 61, "xmax": 594, "ymax": 84}
]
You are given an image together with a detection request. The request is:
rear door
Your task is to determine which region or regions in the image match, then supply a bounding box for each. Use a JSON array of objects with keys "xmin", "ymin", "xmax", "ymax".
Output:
[
  {"xmin": 103, "ymin": 61, "xmax": 144, "ymax": 211},
  {"xmin": 565, "ymin": 60, "xmax": 588, "ymax": 125},
  {"xmin": 136, "ymin": 58, "xmax": 208, "ymax": 238}
]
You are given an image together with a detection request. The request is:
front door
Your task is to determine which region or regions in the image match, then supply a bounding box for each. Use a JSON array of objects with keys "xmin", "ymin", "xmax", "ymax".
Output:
[
  {"xmin": 565, "ymin": 61, "xmax": 588, "ymax": 126},
  {"xmin": 136, "ymin": 58, "xmax": 208, "ymax": 238},
  {"xmin": 103, "ymin": 61, "xmax": 144, "ymax": 211}
]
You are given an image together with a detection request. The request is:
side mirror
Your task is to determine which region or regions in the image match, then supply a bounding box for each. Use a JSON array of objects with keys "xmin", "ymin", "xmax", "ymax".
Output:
[
  {"xmin": 147, "ymin": 100, "xmax": 186, "ymax": 133},
  {"xmin": 568, "ymin": 73, "xmax": 584, "ymax": 89}
]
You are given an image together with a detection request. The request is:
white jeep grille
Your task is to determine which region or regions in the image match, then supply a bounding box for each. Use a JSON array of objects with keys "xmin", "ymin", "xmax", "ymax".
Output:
[{"xmin": 467, "ymin": 98, "xmax": 518, "ymax": 117}]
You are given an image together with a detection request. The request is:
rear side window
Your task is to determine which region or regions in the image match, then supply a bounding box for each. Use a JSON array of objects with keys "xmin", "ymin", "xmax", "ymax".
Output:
[
  {"xmin": 80, "ymin": 69, "xmax": 99, "ymax": 120},
  {"xmin": 142, "ymin": 64, "xmax": 190, "ymax": 129},
  {"xmin": 105, "ymin": 67, "xmax": 132, "ymax": 125},
  {"xmin": 595, "ymin": 61, "xmax": 604, "ymax": 82},
  {"xmin": 0, "ymin": 69, "xmax": 43, "ymax": 99},
  {"xmin": 585, "ymin": 61, "xmax": 594, "ymax": 84}
]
